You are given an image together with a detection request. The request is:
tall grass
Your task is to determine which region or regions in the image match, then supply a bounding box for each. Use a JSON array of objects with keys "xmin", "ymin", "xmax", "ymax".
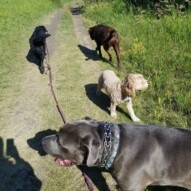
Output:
[{"xmin": 82, "ymin": 1, "xmax": 191, "ymax": 127}]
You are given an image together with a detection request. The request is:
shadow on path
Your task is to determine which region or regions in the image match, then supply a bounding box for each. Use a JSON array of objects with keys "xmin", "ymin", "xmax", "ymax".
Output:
[
  {"xmin": 78, "ymin": 166, "xmax": 112, "ymax": 191},
  {"xmin": 84, "ymin": 83, "xmax": 131, "ymax": 119},
  {"xmin": 78, "ymin": 44, "xmax": 116, "ymax": 69},
  {"xmin": 26, "ymin": 48, "xmax": 42, "ymax": 73},
  {"xmin": 0, "ymin": 137, "xmax": 42, "ymax": 191},
  {"xmin": 85, "ymin": 83, "xmax": 110, "ymax": 114},
  {"xmin": 78, "ymin": 44, "xmax": 99, "ymax": 61},
  {"xmin": 27, "ymin": 129, "xmax": 57, "ymax": 156}
]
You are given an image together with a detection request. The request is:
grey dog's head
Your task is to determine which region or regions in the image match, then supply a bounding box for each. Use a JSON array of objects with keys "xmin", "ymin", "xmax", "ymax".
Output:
[{"xmin": 42, "ymin": 118, "xmax": 103, "ymax": 167}]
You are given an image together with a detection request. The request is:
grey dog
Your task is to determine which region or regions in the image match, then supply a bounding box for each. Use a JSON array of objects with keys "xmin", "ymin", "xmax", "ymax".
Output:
[{"xmin": 42, "ymin": 117, "xmax": 191, "ymax": 191}]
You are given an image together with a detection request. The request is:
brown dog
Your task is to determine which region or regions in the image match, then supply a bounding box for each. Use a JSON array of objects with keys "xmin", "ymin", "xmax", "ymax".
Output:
[{"xmin": 88, "ymin": 24, "xmax": 121, "ymax": 69}]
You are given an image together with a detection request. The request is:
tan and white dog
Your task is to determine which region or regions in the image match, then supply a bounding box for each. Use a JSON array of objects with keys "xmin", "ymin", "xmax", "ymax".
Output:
[{"xmin": 97, "ymin": 70, "xmax": 148, "ymax": 122}]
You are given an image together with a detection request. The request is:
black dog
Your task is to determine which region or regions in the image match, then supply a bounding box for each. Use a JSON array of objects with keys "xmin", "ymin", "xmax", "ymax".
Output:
[
  {"xmin": 29, "ymin": 26, "xmax": 50, "ymax": 74},
  {"xmin": 42, "ymin": 117, "xmax": 191, "ymax": 191},
  {"xmin": 89, "ymin": 24, "xmax": 120, "ymax": 69}
]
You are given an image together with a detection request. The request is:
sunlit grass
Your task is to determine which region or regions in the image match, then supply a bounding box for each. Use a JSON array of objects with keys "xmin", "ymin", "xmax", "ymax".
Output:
[
  {"xmin": 82, "ymin": 1, "xmax": 191, "ymax": 127},
  {"xmin": 0, "ymin": 0, "xmax": 59, "ymax": 94},
  {"xmin": 0, "ymin": 0, "xmax": 60, "ymax": 131}
]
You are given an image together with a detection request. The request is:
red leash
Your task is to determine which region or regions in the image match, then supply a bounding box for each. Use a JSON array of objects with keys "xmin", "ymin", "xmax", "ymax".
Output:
[
  {"xmin": 45, "ymin": 46, "xmax": 94, "ymax": 191},
  {"xmin": 82, "ymin": 171, "xmax": 94, "ymax": 191}
]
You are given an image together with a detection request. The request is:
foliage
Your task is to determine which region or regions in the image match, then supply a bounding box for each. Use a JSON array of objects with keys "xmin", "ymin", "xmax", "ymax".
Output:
[
  {"xmin": 82, "ymin": 0, "xmax": 191, "ymax": 128},
  {"xmin": 84, "ymin": 0, "xmax": 191, "ymax": 18}
]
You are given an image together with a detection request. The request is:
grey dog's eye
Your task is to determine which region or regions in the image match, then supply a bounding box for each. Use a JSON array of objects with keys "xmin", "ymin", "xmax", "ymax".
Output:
[
  {"xmin": 60, "ymin": 147, "xmax": 68, "ymax": 153},
  {"xmin": 55, "ymin": 135, "xmax": 69, "ymax": 153},
  {"xmin": 79, "ymin": 141, "xmax": 86, "ymax": 151}
]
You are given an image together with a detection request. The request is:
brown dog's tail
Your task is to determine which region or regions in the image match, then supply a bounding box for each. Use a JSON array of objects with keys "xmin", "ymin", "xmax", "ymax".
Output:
[{"xmin": 105, "ymin": 29, "xmax": 118, "ymax": 42}]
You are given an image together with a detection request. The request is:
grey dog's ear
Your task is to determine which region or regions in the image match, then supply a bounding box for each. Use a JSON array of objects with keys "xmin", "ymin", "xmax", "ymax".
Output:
[{"xmin": 82, "ymin": 135, "xmax": 101, "ymax": 166}]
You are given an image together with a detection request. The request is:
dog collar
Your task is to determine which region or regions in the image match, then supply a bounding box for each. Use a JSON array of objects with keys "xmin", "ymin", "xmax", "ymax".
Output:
[{"xmin": 100, "ymin": 122, "xmax": 120, "ymax": 169}]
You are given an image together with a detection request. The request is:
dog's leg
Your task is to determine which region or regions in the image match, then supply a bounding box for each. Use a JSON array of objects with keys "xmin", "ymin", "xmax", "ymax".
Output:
[
  {"xmin": 110, "ymin": 102, "xmax": 117, "ymax": 119},
  {"xmin": 113, "ymin": 44, "xmax": 121, "ymax": 70},
  {"xmin": 109, "ymin": 33, "xmax": 121, "ymax": 69},
  {"xmin": 35, "ymin": 46, "xmax": 45, "ymax": 74},
  {"xmin": 35, "ymin": 53, "xmax": 44, "ymax": 74},
  {"xmin": 39, "ymin": 57, "xmax": 45, "ymax": 74},
  {"xmin": 39, "ymin": 46, "xmax": 45, "ymax": 74},
  {"xmin": 125, "ymin": 98, "xmax": 140, "ymax": 122},
  {"xmin": 96, "ymin": 43, "xmax": 102, "ymax": 59},
  {"xmin": 96, "ymin": 76, "xmax": 104, "ymax": 95},
  {"xmin": 103, "ymin": 44, "xmax": 112, "ymax": 62},
  {"xmin": 96, "ymin": 84, "xmax": 102, "ymax": 95}
]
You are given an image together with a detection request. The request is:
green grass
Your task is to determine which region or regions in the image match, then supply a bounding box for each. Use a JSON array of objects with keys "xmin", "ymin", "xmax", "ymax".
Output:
[
  {"xmin": 0, "ymin": 0, "xmax": 60, "ymax": 99},
  {"xmin": 82, "ymin": 1, "xmax": 191, "ymax": 128},
  {"xmin": 0, "ymin": 0, "xmax": 61, "ymax": 129},
  {"xmin": 0, "ymin": 0, "xmax": 189, "ymax": 190}
]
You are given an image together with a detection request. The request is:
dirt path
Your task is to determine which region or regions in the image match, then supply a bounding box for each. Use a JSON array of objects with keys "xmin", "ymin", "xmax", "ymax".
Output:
[
  {"xmin": 72, "ymin": 14, "xmax": 94, "ymax": 50},
  {"xmin": 7, "ymin": 9, "xmax": 63, "ymax": 138}
]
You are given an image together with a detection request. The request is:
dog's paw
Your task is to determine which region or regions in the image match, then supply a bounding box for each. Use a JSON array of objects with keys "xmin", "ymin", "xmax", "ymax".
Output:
[
  {"xmin": 39, "ymin": 66, "xmax": 45, "ymax": 74},
  {"xmin": 111, "ymin": 112, "xmax": 117, "ymax": 119},
  {"xmin": 132, "ymin": 117, "xmax": 140, "ymax": 122}
]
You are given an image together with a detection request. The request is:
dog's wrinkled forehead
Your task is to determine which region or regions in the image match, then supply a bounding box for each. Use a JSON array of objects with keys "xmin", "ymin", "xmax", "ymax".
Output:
[
  {"xmin": 56, "ymin": 119, "xmax": 98, "ymax": 151},
  {"xmin": 60, "ymin": 118, "xmax": 98, "ymax": 130},
  {"xmin": 57, "ymin": 131, "xmax": 78, "ymax": 148},
  {"xmin": 58, "ymin": 118, "xmax": 98, "ymax": 140}
]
